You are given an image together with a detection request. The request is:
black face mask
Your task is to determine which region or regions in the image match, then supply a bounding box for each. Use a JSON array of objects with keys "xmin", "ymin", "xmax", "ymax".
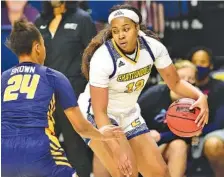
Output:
[{"xmin": 197, "ymin": 66, "xmax": 210, "ymax": 81}]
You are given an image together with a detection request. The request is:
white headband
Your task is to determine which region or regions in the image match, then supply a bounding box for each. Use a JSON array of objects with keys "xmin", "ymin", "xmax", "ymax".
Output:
[{"xmin": 108, "ymin": 9, "xmax": 139, "ymax": 24}]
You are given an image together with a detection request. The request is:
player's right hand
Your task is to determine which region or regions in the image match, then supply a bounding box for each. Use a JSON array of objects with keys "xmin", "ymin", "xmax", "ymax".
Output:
[
  {"xmin": 99, "ymin": 125, "xmax": 124, "ymax": 141},
  {"xmin": 112, "ymin": 141, "xmax": 133, "ymax": 176}
]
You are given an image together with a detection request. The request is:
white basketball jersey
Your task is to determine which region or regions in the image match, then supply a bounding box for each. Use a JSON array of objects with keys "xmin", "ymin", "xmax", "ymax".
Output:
[{"xmin": 78, "ymin": 35, "xmax": 172, "ymax": 121}]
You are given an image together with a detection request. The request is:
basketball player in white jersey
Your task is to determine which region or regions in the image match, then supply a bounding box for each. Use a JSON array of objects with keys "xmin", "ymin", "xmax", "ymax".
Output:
[{"xmin": 78, "ymin": 4, "xmax": 209, "ymax": 177}]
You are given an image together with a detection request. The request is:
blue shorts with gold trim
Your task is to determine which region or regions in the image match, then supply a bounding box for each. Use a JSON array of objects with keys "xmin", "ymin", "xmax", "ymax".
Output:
[{"xmin": 2, "ymin": 128, "xmax": 76, "ymax": 177}]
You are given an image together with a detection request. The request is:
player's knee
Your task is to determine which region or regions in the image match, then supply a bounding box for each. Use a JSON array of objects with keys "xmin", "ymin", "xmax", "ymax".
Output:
[
  {"xmin": 169, "ymin": 139, "xmax": 188, "ymax": 155},
  {"xmin": 204, "ymin": 136, "xmax": 223, "ymax": 160}
]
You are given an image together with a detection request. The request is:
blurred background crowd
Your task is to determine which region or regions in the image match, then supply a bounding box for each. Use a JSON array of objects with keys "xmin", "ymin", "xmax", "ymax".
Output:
[{"xmin": 1, "ymin": 1, "xmax": 224, "ymax": 177}]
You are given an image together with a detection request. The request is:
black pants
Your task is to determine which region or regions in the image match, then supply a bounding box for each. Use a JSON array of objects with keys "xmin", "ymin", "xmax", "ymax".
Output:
[{"xmin": 54, "ymin": 76, "xmax": 93, "ymax": 177}]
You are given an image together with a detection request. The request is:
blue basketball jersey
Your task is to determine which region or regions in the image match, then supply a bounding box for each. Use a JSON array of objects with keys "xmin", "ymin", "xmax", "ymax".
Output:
[{"xmin": 1, "ymin": 62, "xmax": 78, "ymax": 135}]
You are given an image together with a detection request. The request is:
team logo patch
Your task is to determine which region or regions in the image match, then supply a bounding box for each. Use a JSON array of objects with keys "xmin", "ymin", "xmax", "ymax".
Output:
[
  {"xmin": 118, "ymin": 61, "xmax": 125, "ymax": 67},
  {"xmin": 114, "ymin": 10, "xmax": 124, "ymax": 17},
  {"xmin": 64, "ymin": 23, "xmax": 77, "ymax": 30}
]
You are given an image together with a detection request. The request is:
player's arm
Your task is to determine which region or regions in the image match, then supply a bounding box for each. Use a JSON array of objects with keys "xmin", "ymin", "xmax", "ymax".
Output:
[
  {"xmin": 153, "ymin": 41, "xmax": 208, "ymax": 127},
  {"xmin": 158, "ymin": 64, "xmax": 204, "ymax": 100},
  {"xmin": 90, "ymin": 85, "xmax": 132, "ymax": 176},
  {"xmin": 90, "ymin": 85, "xmax": 120, "ymax": 147},
  {"xmin": 47, "ymin": 69, "xmax": 120, "ymax": 140},
  {"xmin": 64, "ymin": 106, "xmax": 121, "ymax": 140},
  {"xmin": 89, "ymin": 47, "xmax": 133, "ymax": 175},
  {"xmin": 89, "ymin": 48, "xmax": 122, "ymax": 150}
]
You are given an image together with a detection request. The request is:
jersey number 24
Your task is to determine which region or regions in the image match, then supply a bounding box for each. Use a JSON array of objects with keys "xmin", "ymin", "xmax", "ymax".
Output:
[{"xmin": 3, "ymin": 74, "xmax": 40, "ymax": 102}]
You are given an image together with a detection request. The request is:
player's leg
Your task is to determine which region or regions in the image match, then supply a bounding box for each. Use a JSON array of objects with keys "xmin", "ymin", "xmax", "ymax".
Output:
[
  {"xmin": 122, "ymin": 113, "xmax": 170, "ymax": 177},
  {"xmin": 38, "ymin": 129, "xmax": 77, "ymax": 177},
  {"xmin": 93, "ymin": 155, "xmax": 111, "ymax": 177},
  {"xmin": 1, "ymin": 136, "xmax": 19, "ymax": 177},
  {"xmin": 162, "ymin": 139, "xmax": 188, "ymax": 177},
  {"xmin": 159, "ymin": 143, "xmax": 168, "ymax": 155},
  {"xmin": 89, "ymin": 137, "xmax": 138, "ymax": 177},
  {"xmin": 129, "ymin": 132, "xmax": 170, "ymax": 177},
  {"xmin": 203, "ymin": 130, "xmax": 224, "ymax": 177}
]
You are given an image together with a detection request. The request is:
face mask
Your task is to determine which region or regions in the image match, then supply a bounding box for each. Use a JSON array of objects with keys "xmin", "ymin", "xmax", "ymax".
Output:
[{"xmin": 197, "ymin": 66, "xmax": 210, "ymax": 81}]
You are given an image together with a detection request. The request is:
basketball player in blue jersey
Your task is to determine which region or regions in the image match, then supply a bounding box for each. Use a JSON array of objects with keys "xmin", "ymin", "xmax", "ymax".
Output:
[
  {"xmin": 1, "ymin": 19, "xmax": 121, "ymax": 177},
  {"xmin": 79, "ymin": 4, "xmax": 209, "ymax": 177}
]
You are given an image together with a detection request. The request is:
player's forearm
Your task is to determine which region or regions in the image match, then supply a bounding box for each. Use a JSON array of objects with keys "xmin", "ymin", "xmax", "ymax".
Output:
[
  {"xmin": 94, "ymin": 113, "xmax": 120, "ymax": 152},
  {"xmin": 94, "ymin": 112, "xmax": 112, "ymax": 128},
  {"xmin": 65, "ymin": 107, "xmax": 104, "ymax": 140},
  {"xmin": 172, "ymin": 80, "xmax": 204, "ymax": 100},
  {"xmin": 75, "ymin": 121, "xmax": 105, "ymax": 140}
]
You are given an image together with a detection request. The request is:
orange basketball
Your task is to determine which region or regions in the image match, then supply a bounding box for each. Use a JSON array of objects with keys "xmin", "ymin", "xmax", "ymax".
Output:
[{"xmin": 166, "ymin": 98, "xmax": 202, "ymax": 137}]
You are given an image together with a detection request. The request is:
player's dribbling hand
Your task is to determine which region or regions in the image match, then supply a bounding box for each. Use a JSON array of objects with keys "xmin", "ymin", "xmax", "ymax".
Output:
[
  {"xmin": 99, "ymin": 125, "xmax": 124, "ymax": 140},
  {"xmin": 189, "ymin": 94, "xmax": 209, "ymax": 128}
]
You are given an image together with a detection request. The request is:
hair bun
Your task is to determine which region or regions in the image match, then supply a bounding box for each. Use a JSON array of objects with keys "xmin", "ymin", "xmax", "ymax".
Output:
[{"xmin": 13, "ymin": 18, "xmax": 29, "ymax": 32}]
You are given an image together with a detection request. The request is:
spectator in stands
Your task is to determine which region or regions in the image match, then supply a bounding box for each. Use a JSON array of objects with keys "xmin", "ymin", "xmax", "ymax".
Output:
[
  {"xmin": 138, "ymin": 59, "xmax": 196, "ymax": 177},
  {"xmin": 188, "ymin": 46, "xmax": 224, "ymax": 177},
  {"xmin": 2, "ymin": 0, "xmax": 39, "ymax": 25},
  {"xmin": 35, "ymin": 1, "xmax": 97, "ymax": 177}
]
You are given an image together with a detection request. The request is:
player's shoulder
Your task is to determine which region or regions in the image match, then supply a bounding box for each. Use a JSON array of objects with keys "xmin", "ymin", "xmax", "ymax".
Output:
[
  {"xmin": 91, "ymin": 43, "xmax": 112, "ymax": 62},
  {"xmin": 142, "ymin": 35, "xmax": 164, "ymax": 48},
  {"xmin": 1, "ymin": 68, "xmax": 13, "ymax": 79},
  {"xmin": 94, "ymin": 43, "xmax": 110, "ymax": 55},
  {"xmin": 46, "ymin": 67, "xmax": 67, "ymax": 79},
  {"xmin": 45, "ymin": 67, "xmax": 70, "ymax": 90},
  {"xmin": 142, "ymin": 35, "xmax": 169, "ymax": 59}
]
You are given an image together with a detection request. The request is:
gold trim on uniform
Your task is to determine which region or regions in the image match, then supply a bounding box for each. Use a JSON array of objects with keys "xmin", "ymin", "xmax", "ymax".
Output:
[
  {"xmin": 55, "ymin": 161, "xmax": 72, "ymax": 167},
  {"xmin": 47, "ymin": 94, "xmax": 56, "ymax": 134},
  {"xmin": 45, "ymin": 128, "xmax": 72, "ymax": 168},
  {"xmin": 112, "ymin": 38, "xmax": 140, "ymax": 64},
  {"xmin": 53, "ymin": 156, "xmax": 68, "ymax": 161},
  {"xmin": 50, "ymin": 150, "xmax": 63, "ymax": 156}
]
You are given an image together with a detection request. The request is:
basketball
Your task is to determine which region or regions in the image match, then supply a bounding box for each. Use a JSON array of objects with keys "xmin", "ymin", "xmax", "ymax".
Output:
[{"xmin": 166, "ymin": 98, "xmax": 202, "ymax": 137}]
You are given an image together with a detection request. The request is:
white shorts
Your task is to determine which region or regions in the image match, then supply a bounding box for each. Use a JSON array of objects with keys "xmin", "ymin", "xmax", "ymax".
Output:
[{"xmin": 83, "ymin": 106, "xmax": 149, "ymax": 145}]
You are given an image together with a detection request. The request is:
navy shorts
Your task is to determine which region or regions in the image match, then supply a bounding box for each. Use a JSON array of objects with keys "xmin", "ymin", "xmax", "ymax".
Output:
[{"xmin": 2, "ymin": 128, "xmax": 76, "ymax": 177}]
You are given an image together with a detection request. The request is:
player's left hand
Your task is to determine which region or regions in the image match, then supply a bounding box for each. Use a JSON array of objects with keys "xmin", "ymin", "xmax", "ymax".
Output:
[
  {"xmin": 189, "ymin": 94, "xmax": 209, "ymax": 128},
  {"xmin": 99, "ymin": 125, "xmax": 124, "ymax": 141}
]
